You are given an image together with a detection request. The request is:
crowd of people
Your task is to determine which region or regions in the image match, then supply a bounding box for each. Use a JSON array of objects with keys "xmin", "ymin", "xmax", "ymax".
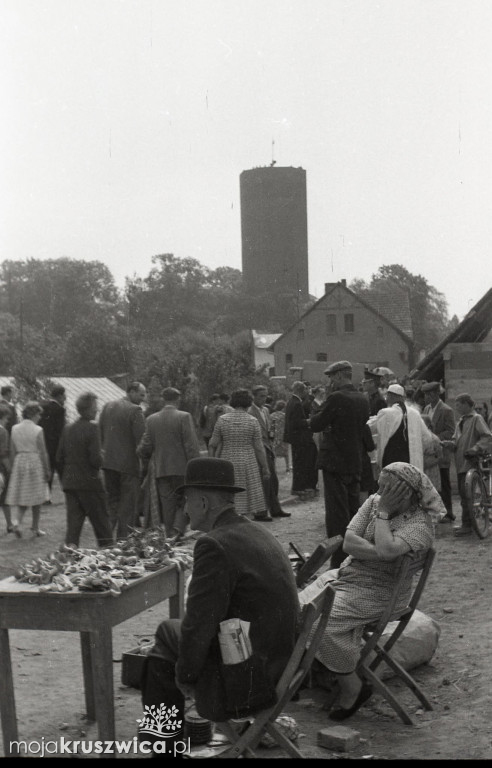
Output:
[{"xmin": 1, "ymin": 367, "xmax": 492, "ymax": 737}]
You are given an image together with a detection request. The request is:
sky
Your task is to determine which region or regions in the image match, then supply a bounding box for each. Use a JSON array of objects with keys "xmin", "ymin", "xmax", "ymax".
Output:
[{"xmin": 1, "ymin": 0, "xmax": 491, "ymax": 322}]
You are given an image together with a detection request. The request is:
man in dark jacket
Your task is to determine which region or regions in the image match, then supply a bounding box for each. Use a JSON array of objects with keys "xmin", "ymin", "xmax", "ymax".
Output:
[
  {"xmin": 309, "ymin": 361, "xmax": 370, "ymax": 568},
  {"xmin": 0, "ymin": 385, "xmax": 18, "ymax": 434},
  {"xmin": 141, "ymin": 458, "xmax": 299, "ymax": 745},
  {"xmin": 56, "ymin": 392, "xmax": 112, "ymax": 547},
  {"xmin": 422, "ymin": 381, "xmax": 456, "ymax": 520},
  {"xmin": 39, "ymin": 384, "xmax": 66, "ymax": 492},
  {"xmin": 284, "ymin": 381, "xmax": 318, "ymax": 497},
  {"xmin": 99, "ymin": 381, "xmax": 146, "ymax": 538}
]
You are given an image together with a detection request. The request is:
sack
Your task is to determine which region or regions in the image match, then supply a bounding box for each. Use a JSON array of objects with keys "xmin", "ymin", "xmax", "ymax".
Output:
[{"xmin": 219, "ymin": 654, "xmax": 277, "ymax": 719}]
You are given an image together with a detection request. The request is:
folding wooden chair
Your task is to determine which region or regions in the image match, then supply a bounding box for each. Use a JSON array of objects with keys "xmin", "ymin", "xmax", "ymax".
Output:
[
  {"xmin": 357, "ymin": 547, "xmax": 436, "ymax": 725},
  {"xmin": 215, "ymin": 582, "xmax": 336, "ymax": 758},
  {"xmin": 295, "ymin": 535, "xmax": 343, "ymax": 588}
]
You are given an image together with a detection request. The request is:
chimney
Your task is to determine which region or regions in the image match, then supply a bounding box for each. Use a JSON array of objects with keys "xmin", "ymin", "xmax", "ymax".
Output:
[{"xmin": 340, "ymin": 279, "xmax": 347, "ymax": 287}]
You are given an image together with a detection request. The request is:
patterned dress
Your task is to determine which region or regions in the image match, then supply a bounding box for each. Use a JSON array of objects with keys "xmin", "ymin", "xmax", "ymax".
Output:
[
  {"xmin": 6, "ymin": 420, "xmax": 50, "ymax": 507},
  {"xmin": 315, "ymin": 494, "xmax": 434, "ymax": 674},
  {"xmin": 209, "ymin": 411, "xmax": 267, "ymax": 516}
]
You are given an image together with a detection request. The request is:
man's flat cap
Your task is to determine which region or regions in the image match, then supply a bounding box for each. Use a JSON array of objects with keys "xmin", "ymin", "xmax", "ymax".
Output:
[
  {"xmin": 324, "ymin": 360, "xmax": 352, "ymax": 375},
  {"xmin": 421, "ymin": 381, "xmax": 440, "ymax": 393}
]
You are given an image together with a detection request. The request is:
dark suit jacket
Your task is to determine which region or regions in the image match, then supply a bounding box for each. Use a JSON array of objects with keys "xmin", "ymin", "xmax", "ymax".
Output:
[
  {"xmin": 137, "ymin": 405, "xmax": 200, "ymax": 478},
  {"xmin": 284, "ymin": 395, "xmax": 315, "ymax": 446},
  {"xmin": 423, "ymin": 399, "xmax": 455, "ymax": 468},
  {"xmin": 99, "ymin": 397, "xmax": 145, "ymax": 476},
  {"xmin": 248, "ymin": 403, "xmax": 274, "ymax": 456},
  {"xmin": 39, "ymin": 399, "xmax": 66, "ymax": 464},
  {"xmin": 0, "ymin": 399, "xmax": 18, "ymax": 435},
  {"xmin": 56, "ymin": 418, "xmax": 104, "ymax": 491},
  {"xmin": 309, "ymin": 384, "xmax": 370, "ymax": 476},
  {"xmin": 176, "ymin": 509, "xmax": 300, "ymax": 721}
]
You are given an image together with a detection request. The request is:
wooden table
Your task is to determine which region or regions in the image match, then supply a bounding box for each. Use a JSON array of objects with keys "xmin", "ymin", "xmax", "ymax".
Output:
[{"xmin": 0, "ymin": 565, "xmax": 185, "ymax": 756}]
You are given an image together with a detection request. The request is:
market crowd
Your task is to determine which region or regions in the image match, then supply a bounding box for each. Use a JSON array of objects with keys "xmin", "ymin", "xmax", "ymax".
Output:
[
  {"xmin": 2, "ymin": 362, "xmax": 492, "ymax": 737},
  {"xmin": 1, "ymin": 369, "xmax": 492, "ymax": 547}
]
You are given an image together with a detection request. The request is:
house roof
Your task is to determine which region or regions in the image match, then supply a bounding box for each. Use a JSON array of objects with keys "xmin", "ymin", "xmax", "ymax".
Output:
[
  {"xmin": 409, "ymin": 287, "xmax": 492, "ymax": 382},
  {"xmin": 252, "ymin": 330, "xmax": 282, "ymax": 349},
  {"xmin": 361, "ymin": 280, "xmax": 413, "ymax": 339},
  {"xmin": 0, "ymin": 376, "xmax": 126, "ymax": 424},
  {"xmin": 269, "ymin": 281, "xmax": 414, "ymax": 350}
]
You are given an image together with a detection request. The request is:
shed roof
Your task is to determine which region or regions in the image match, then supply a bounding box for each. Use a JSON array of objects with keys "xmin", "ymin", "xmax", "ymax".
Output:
[
  {"xmin": 0, "ymin": 376, "xmax": 125, "ymax": 424},
  {"xmin": 409, "ymin": 287, "xmax": 492, "ymax": 382}
]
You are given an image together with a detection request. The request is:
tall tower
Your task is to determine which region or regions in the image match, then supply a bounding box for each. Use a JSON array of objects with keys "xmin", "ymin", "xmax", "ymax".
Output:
[{"xmin": 240, "ymin": 166, "xmax": 309, "ymax": 305}]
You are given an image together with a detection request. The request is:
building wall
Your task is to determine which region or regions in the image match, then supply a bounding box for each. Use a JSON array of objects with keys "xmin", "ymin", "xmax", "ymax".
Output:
[
  {"xmin": 444, "ymin": 342, "xmax": 492, "ymax": 410},
  {"xmin": 240, "ymin": 166, "xmax": 309, "ymax": 302},
  {"xmin": 272, "ymin": 285, "xmax": 412, "ymax": 378}
]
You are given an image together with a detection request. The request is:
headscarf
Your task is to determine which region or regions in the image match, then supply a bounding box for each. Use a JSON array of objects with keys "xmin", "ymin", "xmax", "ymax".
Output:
[{"xmin": 380, "ymin": 461, "xmax": 446, "ymax": 524}]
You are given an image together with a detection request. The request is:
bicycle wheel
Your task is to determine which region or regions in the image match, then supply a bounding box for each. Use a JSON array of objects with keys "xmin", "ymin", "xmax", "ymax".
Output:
[{"xmin": 465, "ymin": 470, "xmax": 490, "ymax": 539}]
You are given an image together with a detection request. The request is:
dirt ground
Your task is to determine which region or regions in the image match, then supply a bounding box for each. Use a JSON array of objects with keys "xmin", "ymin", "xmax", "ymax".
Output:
[{"xmin": 1, "ymin": 464, "xmax": 492, "ymax": 760}]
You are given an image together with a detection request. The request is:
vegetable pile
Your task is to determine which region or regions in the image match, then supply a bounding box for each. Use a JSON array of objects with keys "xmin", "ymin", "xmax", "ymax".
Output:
[{"xmin": 13, "ymin": 528, "xmax": 194, "ymax": 595}]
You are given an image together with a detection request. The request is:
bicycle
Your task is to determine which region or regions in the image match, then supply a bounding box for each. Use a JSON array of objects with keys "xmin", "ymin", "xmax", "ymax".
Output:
[{"xmin": 464, "ymin": 449, "xmax": 492, "ymax": 539}]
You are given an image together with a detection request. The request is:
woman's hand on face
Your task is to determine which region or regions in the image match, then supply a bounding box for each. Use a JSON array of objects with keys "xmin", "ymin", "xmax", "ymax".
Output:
[{"xmin": 378, "ymin": 479, "xmax": 410, "ymax": 516}]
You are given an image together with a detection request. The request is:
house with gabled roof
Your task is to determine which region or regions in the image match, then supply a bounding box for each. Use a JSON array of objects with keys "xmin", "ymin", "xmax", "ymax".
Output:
[{"xmin": 270, "ymin": 279, "xmax": 415, "ymax": 379}]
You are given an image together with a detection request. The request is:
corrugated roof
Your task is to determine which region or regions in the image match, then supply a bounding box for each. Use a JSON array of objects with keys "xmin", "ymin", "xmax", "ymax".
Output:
[{"xmin": 0, "ymin": 376, "xmax": 125, "ymax": 424}]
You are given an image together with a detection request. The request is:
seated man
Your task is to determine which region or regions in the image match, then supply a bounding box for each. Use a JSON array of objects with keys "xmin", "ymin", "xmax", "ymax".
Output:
[{"xmin": 140, "ymin": 457, "xmax": 299, "ymax": 747}]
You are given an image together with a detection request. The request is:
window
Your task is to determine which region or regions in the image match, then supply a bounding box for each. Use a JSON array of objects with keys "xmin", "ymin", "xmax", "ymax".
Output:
[
  {"xmin": 285, "ymin": 353, "xmax": 293, "ymax": 365},
  {"xmin": 344, "ymin": 314, "xmax": 354, "ymax": 333},
  {"xmin": 316, "ymin": 352, "xmax": 328, "ymax": 362},
  {"xmin": 297, "ymin": 328, "xmax": 305, "ymax": 341},
  {"xmin": 326, "ymin": 314, "xmax": 337, "ymax": 335}
]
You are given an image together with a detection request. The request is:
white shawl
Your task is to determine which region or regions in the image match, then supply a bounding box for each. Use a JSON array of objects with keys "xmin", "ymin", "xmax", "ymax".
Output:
[{"xmin": 371, "ymin": 404, "xmax": 433, "ymax": 472}]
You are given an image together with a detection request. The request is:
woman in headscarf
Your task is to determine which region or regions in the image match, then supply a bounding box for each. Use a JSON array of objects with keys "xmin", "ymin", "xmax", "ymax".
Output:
[{"xmin": 312, "ymin": 462, "xmax": 444, "ymax": 721}]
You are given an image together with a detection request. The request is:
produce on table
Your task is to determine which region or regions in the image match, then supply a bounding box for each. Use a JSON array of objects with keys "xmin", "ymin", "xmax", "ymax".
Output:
[{"xmin": 13, "ymin": 527, "xmax": 194, "ymax": 595}]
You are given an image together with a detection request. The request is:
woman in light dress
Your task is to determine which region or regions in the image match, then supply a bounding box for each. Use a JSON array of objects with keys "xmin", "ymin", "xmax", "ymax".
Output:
[
  {"xmin": 208, "ymin": 389, "xmax": 269, "ymax": 518},
  {"xmin": 6, "ymin": 401, "xmax": 50, "ymax": 537}
]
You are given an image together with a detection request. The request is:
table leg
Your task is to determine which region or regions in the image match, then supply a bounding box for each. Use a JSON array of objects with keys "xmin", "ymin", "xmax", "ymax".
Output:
[
  {"xmin": 80, "ymin": 632, "xmax": 96, "ymax": 721},
  {"xmin": 168, "ymin": 568, "xmax": 185, "ymax": 619},
  {"xmin": 89, "ymin": 627, "xmax": 115, "ymax": 744},
  {"xmin": 0, "ymin": 628, "xmax": 19, "ymax": 756}
]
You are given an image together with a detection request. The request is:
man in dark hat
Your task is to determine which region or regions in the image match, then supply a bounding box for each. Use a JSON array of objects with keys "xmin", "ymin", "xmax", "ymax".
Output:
[
  {"xmin": 361, "ymin": 370, "xmax": 387, "ymax": 417},
  {"xmin": 140, "ymin": 458, "xmax": 299, "ymax": 746},
  {"xmin": 422, "ymin": 381, "xmax": 456, "ymax": 521},
  {"xmin": 309, "ymin": 361, "xmax": 370, "ymax": 568}
]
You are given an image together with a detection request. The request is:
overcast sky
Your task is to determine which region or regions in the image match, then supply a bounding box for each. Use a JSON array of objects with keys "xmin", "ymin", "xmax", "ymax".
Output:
[{"xmin": 1, "ymin": 0, "xmax": 491, "ymax": 321}]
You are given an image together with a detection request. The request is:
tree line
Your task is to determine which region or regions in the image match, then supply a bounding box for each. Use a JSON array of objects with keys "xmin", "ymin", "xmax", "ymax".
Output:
[{"xmin": 0, "ymin": 255, "xmax": 457, "ymax": 407}]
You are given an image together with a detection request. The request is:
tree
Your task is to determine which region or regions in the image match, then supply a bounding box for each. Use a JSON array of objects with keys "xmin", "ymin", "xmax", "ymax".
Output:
[
  {"xmin": 63, "ymin": 311, "xmax": 131, "ymax": 376},
  {"xmin": 0, "ymin": 258, "xmax": 120, "ymax": 337},
  {"xmin": 349, "ymin": 265, "xmax": 452, "ymax": 354}
]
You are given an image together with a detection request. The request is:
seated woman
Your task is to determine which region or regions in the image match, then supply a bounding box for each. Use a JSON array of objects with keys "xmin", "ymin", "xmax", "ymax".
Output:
[{"xmin": 314, "ymin": 461, "xmax": 445, "ymax": 721}]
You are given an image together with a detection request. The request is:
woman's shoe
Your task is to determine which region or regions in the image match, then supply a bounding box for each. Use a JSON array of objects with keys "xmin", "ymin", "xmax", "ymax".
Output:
[
  {"xmin": 31, "ymin": 528, "xmax": 47, "ymax": 537},
  {"xmin": 13, "ymin": 525, "xmax": 22, "ymax": 539},
  {"xmin": 6, "ymin": 526, "xmax": 14, "ymax": 534},
  {"xmin": 328, "ymin": 683, "xmax": 373, "ymax": 721}
]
